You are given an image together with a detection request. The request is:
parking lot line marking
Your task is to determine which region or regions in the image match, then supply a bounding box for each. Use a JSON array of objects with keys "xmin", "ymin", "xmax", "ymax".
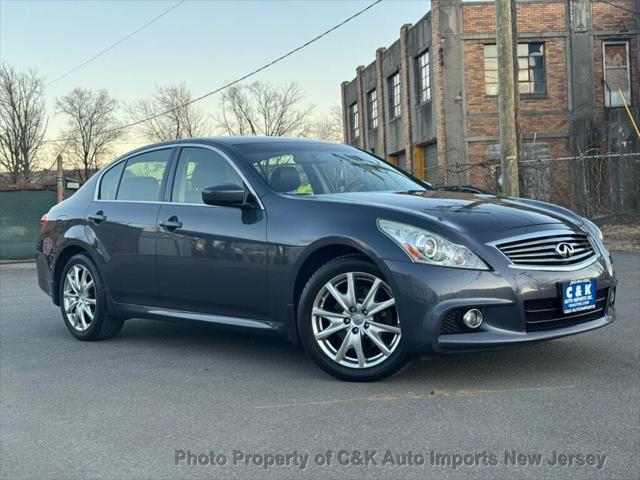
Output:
[{"xmin": 254, "ymin": 384, "xmax": 576, "ymax": 410}]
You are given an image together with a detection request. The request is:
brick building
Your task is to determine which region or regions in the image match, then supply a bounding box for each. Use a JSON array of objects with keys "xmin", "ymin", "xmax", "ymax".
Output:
[{"xmin": 341, "ymin": 0, "xmax": 639, "ymax": 203}]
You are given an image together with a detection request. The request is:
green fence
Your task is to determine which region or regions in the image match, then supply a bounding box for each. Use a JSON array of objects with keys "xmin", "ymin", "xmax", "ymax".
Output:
[{"xmin": 0, "ymin": 189, "xmax": 58, "ymax": 261}]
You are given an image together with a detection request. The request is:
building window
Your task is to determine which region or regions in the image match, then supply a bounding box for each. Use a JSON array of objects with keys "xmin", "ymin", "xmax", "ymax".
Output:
[
  {"xmin": 349, "ymin": 102, "xmax": 359, "ymax": 140},
  {"xmin": 484, "ymin": 43, "xmax": 545, "ymax": 96},
  {"xmin": 417, "ymin": 50, "xmax": 431, "ymax": 103},
  {"xmin": 389, "ymin": 72, "xmax": 401, "ymax": 118},
  {"xmin": 367, "ymin": 89, "xmax": 378, "ymax": 130},
  {"xmin": 603, "ymin": 41, "xmax": 630, "ymax": 107}
]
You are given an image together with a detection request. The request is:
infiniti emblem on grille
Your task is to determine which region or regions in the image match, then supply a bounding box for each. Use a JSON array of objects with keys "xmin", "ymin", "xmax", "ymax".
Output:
[{"xmin": 555, "ymin": 242, "xmax": 575, "ymax": 258}]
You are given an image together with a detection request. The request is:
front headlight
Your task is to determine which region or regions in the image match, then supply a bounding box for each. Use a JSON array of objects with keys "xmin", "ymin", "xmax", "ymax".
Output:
[
  {"xmin": 377, "ymin": 219, "xmax": 489, "ymax": 270},
  {"xmin": 582, "ymin": 217, "xmax": 604, "ymax": 242}
]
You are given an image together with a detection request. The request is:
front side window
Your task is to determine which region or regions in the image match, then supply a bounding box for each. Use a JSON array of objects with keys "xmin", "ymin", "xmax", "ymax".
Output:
[
  {"xmin": 484, "ymin": 43, "xmax": 545, "ymax": 95},
  {"xmin": 389, "ymin": 72, "xmax": 401, "ymax": 118},
  {"xmin": 115, "ymin": 149, "xmax": 171, "ymax": 201},
  {"xmin": 171, "ymin": 147, "xmax": 243, "ymax": 204},
  {"xmin": 367, "ymin": 89, "xmax": 378, "ymax": 130},
  {"xmin": 417, "ymin": 51, "xmax": 431, "ymax": 103},
  {"xmin": 240, "ymin": 144, "xmax": 426, "ymax": 196},
  {"xmin": 603, "ymin": 41, "xmax": 630, "ymax": 107},
  {"xmin": 349, "ymin": 102, "xmax": 359, "ymax": 141}
]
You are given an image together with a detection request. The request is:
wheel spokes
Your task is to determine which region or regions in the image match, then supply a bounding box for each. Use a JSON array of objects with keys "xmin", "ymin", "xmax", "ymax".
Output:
[
  {"xmin": 75, "ymin": 303, "xmax": 87, "ymax": 329},
  {"xmin": 313, "ymin": 308, "xmax": 349, "ymax": 340},
  {"xmin": 63, "ymin": 264, "xmax": 95, "ymax": 331},
  {"xmin": 312, "ymin": 271, "xmax": 401, "ymax": 369},
  {"xmin": 82, "ymin": 303, "xmax": 94, "ymax": 321},
  {"xmin": 73, "ymin": 266, "xmax": 82, "ymax": 293},
  {"xmin": 313, "ymin": 307, "xmax": 349, "ymax": 322},
  {"xmin": 362, "ymin": 277, "xmax": 381, "ymax": 310},
  {"xmin": 367, "ymin": 298, "xmax": 396, "ymax": 317},
  {"xmin": 367, "ymin": 320, "xmax": 400, "ymax": 335},
  {"xmin": 334, "ymin": 331, "xmax": 353, "ymax": 362},
  {"xmin": 65, "ymin": 298, "xmax": 80, "ymax": 314},
  {"xmin": 352, "ymin": 332, "xmax": 366, "ymax": 368},
  {"xmin": 364, "ymin": 327, "xmax": 392, "ymax": 356},
  {"xmin": 315, "ymin": 322, "xmax": 349, "ymax": 340},
  {"xmin": 325, "ymin": 282, "xmax": 351, "ymax": 313},
  {"xmin": 345, "ymin": 272, "xmax": 357, "ymax": 308}
]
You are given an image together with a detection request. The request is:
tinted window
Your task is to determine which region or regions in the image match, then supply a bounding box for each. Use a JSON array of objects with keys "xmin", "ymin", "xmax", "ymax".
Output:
[
  {"xmin": 116, "ymin": 149, "xmax": 171, "ymax": 201},
  {"xmin": 253, "ymin": 155, "xmax": 313, "ymax": 194},
  {"xmin": 242, "ymin": 145, "xmax": 425, "ymax": 196},
  {"xmin": 171, "ymin": 147, "xmax": 243, "ymax": 204},
  {"xmin": 99, "ymin": 161, "xmax": 125, "ymax": 200}
]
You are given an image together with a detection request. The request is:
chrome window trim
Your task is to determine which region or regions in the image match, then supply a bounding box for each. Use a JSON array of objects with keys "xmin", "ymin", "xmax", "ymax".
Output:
[
  {"xmin": 488, "ymin": 228, "xmax": 600, "ymax": 271},
  {"xmin": 93, "ymin": 142, "xmax": 264, "ymax": 210}
]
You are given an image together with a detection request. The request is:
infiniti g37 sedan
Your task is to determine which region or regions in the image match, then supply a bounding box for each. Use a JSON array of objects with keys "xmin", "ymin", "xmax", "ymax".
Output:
[{"xmin": 36, "ymin": 137, "xmax": 616, "ymax": 381}]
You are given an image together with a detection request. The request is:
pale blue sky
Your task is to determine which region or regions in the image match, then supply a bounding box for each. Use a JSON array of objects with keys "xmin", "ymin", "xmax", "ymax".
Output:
[{"xmin": 0, "ymin": 0, "xmax": 429, "ymax": 151}]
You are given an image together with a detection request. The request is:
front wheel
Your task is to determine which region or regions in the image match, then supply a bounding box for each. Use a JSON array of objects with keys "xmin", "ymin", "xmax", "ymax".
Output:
[{"xmin": 297, "ymin": 255, "xmax": 409, "ymax": 381}]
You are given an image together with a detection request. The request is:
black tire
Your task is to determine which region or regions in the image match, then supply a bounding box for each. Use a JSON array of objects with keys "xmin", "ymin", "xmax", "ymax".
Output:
[
  {"xmin": 297, "ymin": 254, "xmax": 409, "ymax": 382},
  {"xmin": 58, "ymin": 253, "xmax": 123, "ymax": 341}
]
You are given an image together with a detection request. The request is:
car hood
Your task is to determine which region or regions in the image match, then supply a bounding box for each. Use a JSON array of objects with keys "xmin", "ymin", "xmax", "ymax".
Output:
[{"xmin": 312, "ymin": 190, "xmax": 583, "ymax": 234}]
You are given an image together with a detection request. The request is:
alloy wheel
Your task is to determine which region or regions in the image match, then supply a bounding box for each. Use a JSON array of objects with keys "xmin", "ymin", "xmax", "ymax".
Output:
[
  {"xmin": 62, "ymin": 264, "xmax": 96, "ymax": 332},
  {"xmin": 311, "ymin": 272, "xmax": 401, "ymax": 369}
]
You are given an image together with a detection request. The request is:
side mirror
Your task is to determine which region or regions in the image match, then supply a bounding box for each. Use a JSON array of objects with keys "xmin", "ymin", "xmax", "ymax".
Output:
[{"xmin": 201, "ymin": 183, "xmax": 250, "ymax": 207}]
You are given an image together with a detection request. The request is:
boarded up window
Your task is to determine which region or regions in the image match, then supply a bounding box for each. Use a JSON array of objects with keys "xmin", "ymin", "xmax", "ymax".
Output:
[{"xmin": 603, "ymin": 41, "xmax": 630, "ymax": 108}]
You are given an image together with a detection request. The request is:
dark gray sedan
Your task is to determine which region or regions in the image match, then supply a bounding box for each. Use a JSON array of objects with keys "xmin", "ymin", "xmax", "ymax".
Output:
[{"xmin": 36, "ymin": 137, "xmax": 616, "ymax": 381}]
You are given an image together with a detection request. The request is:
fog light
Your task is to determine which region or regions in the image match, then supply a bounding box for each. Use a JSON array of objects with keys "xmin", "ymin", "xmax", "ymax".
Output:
[{"xmin": 462, "ymin": 309, "xmax": 483, "ymax": 329}]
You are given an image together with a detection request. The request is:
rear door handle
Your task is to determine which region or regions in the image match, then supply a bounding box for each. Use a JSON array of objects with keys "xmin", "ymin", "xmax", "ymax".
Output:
[
  {"xmin": 159, "ymin": 216, "xmax": 182, "ymax": 231},
  {"xmin": 88, "ymin": 211, "xmax": 106, "ymax": 223}
]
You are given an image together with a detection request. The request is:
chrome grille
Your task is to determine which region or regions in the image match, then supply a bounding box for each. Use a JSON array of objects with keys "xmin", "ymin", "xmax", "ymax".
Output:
[{"xmin": 494, "ymin": 230, "xmax": 597, "ymax": 268}]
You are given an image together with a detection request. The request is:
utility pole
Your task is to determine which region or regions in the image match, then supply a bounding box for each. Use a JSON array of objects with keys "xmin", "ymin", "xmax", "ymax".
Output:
[
  {"xmin": 56, "ymin": 155, "xmax": 64, "ymax": 203},
  {"xmin": 496, "ymin": 0, "xmax": 520, "ymax": 196}
]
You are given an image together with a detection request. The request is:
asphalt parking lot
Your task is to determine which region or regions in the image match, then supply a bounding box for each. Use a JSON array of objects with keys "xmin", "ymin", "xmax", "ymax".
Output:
[{"xmin": 1, "ymin": 252, "xmax": 638, "ymax": 480}]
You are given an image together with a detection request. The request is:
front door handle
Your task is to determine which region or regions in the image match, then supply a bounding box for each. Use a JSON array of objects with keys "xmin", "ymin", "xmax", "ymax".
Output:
[
  {"xmin": 88, "ymin": 211, "xmax": 106, "ymax": 223},
  {"xmin": 159, "ymin": 216, "xmax": 182, "ymax": 231}
]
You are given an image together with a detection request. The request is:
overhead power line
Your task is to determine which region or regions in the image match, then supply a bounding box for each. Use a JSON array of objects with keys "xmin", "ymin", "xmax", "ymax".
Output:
[
  {"xmin": 45, "ymin": 0, "xmax": 187, "ymax": 87},
  {"xmin": 45, "ymin": 0, "xmax": 383, "ymax": 145}
]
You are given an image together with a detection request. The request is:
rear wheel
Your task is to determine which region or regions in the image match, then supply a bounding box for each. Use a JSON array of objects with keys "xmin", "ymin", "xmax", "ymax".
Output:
[
  {"xmin": 298, "ymin": 255, "xmax": 409, "ymax": 381},
  {"xmin": 59, "ymin": 253, "xmax": 123, "ymax": 341}
]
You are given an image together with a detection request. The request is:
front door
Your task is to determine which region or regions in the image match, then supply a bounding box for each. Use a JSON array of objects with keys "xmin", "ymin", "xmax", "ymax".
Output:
[
  {"xmin": 86, "ymin": 148, "xmax": 173, "ymax": 306},
  {"xmin": 156, "ymin": 146, "xmax": 268, "ymax": 319}
]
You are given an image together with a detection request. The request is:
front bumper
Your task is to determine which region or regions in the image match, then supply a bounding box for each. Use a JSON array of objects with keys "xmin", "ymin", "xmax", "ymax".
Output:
[{"xmin": 382, "ymin": 246, "xmax": 616, "ymax": 354}]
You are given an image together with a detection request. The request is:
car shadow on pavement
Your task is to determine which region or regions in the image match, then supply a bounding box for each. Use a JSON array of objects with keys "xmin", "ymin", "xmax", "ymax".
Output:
[{"xmin": 108, "ymin": 317, "xmax": 611, "ymax": 387}]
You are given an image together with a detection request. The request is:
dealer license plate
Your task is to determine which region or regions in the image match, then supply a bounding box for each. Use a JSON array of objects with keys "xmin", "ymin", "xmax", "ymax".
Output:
[{"xmin": 562, "ymin": 279, "xmax": 596, "ymax": 314}]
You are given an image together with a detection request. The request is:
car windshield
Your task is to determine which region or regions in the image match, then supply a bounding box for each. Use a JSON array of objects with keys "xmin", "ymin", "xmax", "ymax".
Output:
[{"xmin": 239, "ymin": 143, "xmax": 427, "ymax": 195}]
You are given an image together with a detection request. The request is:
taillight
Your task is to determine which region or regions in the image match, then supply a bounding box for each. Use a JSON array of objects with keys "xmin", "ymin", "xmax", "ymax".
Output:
[{"xmin": 40, "ymin": 213, "xmax": 49, "ymax": 232}]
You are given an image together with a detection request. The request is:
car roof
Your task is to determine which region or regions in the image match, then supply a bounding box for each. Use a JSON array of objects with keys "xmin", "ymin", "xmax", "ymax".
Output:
[{"xmin": 116, "ymin": 136, "xmax": 340, "ymax": 161}]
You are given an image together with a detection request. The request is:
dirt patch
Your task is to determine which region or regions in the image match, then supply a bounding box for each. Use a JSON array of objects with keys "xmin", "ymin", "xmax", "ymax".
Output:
[{"xmin": 602, "ymin": 222, "xmax": 640, "ymax": 252}]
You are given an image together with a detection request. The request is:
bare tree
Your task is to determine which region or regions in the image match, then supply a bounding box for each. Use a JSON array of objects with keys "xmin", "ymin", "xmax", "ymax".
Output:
[
  {"xmin": 216, "ymin": 81, "xmax": 314, "ymax": 137},
  {"xmin": 0, "ymin": 64, "xmax": 48, "ymax": 183},
  {"xmin": 127, "ymin": 83, "xmax": 210, "ymax": 142},
  {"xmin": 56, "ymin": 88, "xmax": 125, "ymax": 183},
  {"xmin": 308, "ymin": 104, "xmax": 343, "ymax": 142}
]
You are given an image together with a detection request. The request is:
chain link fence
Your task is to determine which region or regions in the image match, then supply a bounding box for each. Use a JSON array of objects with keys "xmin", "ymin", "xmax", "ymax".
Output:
[
  {"xmin": 0, "ymin": 186, "xmax": 68, "ymax": 261},
  {"xmin": 425, "ymin": 152, "xmax": 640, "ymax": 220},
  {"xmin": 1, "ymin": 153, "xmax": 638, "ymax": 260}
]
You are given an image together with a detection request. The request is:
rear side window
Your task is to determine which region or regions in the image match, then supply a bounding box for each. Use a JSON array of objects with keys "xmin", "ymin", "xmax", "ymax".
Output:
[
  {"xmin": 99, "ymin": 162, "xmax": 125, "ymax": 200},
  {"xmin": 116, "ymin": 149, "xmax": 171, "ymax": 201}
]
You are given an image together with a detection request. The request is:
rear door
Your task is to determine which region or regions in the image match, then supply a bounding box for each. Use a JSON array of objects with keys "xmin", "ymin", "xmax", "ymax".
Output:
[
  {"xmin": 156, "ymin": 146, "xmax": 268, "ymax": 319},
  {"xmin": 86, "ymin": 147, "xmax": 174, "ymax": 306}
]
